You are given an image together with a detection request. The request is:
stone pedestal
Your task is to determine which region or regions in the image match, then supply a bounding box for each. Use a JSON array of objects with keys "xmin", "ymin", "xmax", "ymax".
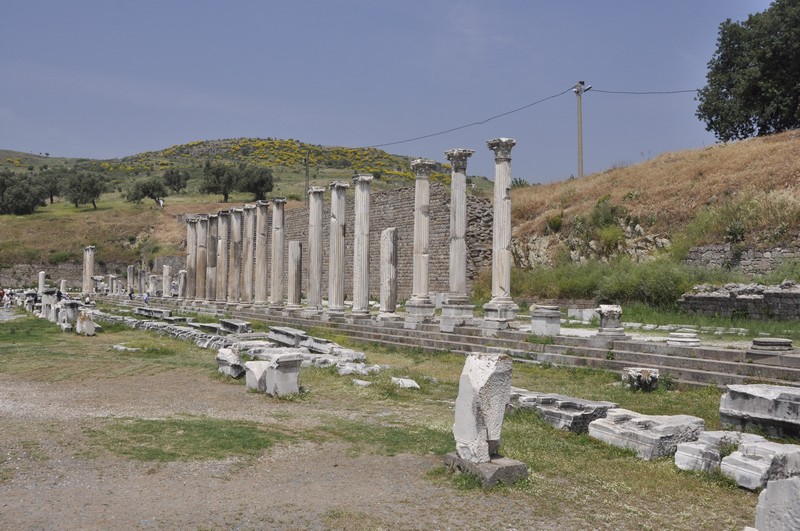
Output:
[
  {"xmin": 286, "ymin": 240, "xmax": 302, "ymax": 310},
  {"xmin": 444, "ymin": 453, "xmax": 528, "ymax": 488},
  {"xmin": 667, "ymin": 330, "xmax": 700, "ymax": 347},
  {"xmin": 306, "ymin": 187, "xmax": 325, "ymax": 313},
  {"xmin": 589, "ymin": 304, "xmax": 631, "ymax": 347},
  {"xmin": 530, "ymin": 305, "xmax": 561, "ymax": 336},
  {"xmin": 746, "ymin": 337, "xmax": 795, "ymax": 364},
  {"xmin": 269, "ymin": 198, "xmax": 286, "ymax": 309},
  {"xmin": 325, "ymin": 181, "xmax": 349, "ymax": 319},
  {"xmin": 483, "ymin": 138, "xmax": 519, "ymax": 332},
  {"xmin": 405, "ymin": 159, "xmax": 436, "ymax": 329}
]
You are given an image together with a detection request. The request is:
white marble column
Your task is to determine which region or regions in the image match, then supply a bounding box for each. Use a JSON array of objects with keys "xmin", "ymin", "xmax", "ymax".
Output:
[
  {"xmin": 195, "ymin": 216, "xmax": 208, "ymax": 301},
  {"xmin": 326, "ymin": 181, "xmax": 349, "ymax": 317},
  {"xmin": 206, "ymin": 213, "xmax": 218, "ymax": 300},
  {"xmin": 254, "ymin": 200, "xmax": 270, "ymax": 304},
  {"xmin": 227, "ymin": 208, "xmax": 243, "ymax": 302},
  {"xmin": 269, "ymin": 198, "xmax": 286, "ymax": 308},
  {"xmin": 441, "ymin": 148, "xmax": 476, "ymax": 332},
  {"xmin": 82, "ymin": 246, "xmax": 95, "ymax": 295},
  {"xmin": 127, "ymin": 265, "xmax": 134, "ymax": 293},
  {"xmin": 405, "ymin": 159, "xmax": 436, "ymax": 327},
  {"xmin": 286, "ymin": 240, "xmax": 302, "ymax": 310},
  {"xmin": 377, "ymin": 227, "xmax": 399, "ymax": 321},
  {"xmin": 162, "ymin": 265, "xmax": 172, "ymax": 297},
  {"xmin": 241, "ymin": 204, "xmax": 256, "ymax": 303},
  {"xmin": 306, "ymin": 187, "xmax": 325, "ymax": 313},
  {"xmin": 177, "ymin": 269, "xmax": 187, "ymax": 298},
  {"xmin": 185, "ymin": 219, "xmax": 197, "ymax": 299},
  {"xmin": 216, "ymin": 210, "xmax": 230, "ymax": 301},
  {"xmin": 484, "ymin": 138, "xmax": 519, "ymax": 330},
  {"xmin": 148, "ymin": 274, "xmax": 157, "ymax": 296},
  {"xmin": 351, "ymin": 174, "xmax": 373, "ymax": 317}
]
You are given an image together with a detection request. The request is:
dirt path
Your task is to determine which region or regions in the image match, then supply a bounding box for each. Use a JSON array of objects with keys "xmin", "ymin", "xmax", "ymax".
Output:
[{"xmin": 0, "ymin": 370, "xmax": 577, "ymax": 530}]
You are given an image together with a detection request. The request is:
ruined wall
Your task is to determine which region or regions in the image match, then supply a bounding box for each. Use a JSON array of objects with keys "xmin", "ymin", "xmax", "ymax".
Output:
[
  {"xmin": 679, "ymin": 282, "xmax": 800, "ymax": 320},
  {"xmin": 683, "ymin": 244, "xmax": 800, "ymax": 275}
]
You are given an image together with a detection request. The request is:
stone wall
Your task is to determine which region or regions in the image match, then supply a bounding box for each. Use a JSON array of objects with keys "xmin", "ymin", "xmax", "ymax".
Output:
[
  {"xmin": 683, "ymin": 244, "xmax": 800, "ymax": 275},
  {"xmin": 679, "ymin": 282, "xmax": 800, "ymax": 320}
]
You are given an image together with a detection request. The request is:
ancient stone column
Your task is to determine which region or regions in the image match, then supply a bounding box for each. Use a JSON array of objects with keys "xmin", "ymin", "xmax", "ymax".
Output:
[
  {"xmin": 162, "ymin": 265, "xmax": 172, "ymax": 297},
  {"xmin": 227, "ymin": 208, "xmax": 243, "ymax": 302},
  {"xmin": 127, "ymin": 265, "xmax": 134, "ymax": 293},
  {"xmin": 148, "ymin": 274, "xmax": 157, "ymax": 296},
  {"xmin": 60, "ymin": 279, "xmax": 67, "ymax": 294},
  {"xmin": 216, "ymin": 210, "xmax": 230, "ymax": 301},
  {"xmin": 286, "ymin": 240, "xmax": 303, "ymax": 310},
  {"xmin": 195, "ymin": 216, "xmax": 208, "ymax": 301},
  {"xmin": 82, "ymin": 246, "xmax": 95, "ymax": 296},
  {"xmin": 241, "ymin": 204, "xmax": 256, "ymax": 303},
  {"xmin": 326, "ymin": 181, "xmax": 349, "ymax": 317},
  {"xmin": 378, "ymin": 227, "xmax": 399, "ymax": 320},
  {"xmin": 306, "ymin": 187, "xmax": 325, "ymax": 312},
  {"xmin": 351, "ymin": 174, "xmax": 373, "ymax": 317},
  {"xmin": 185, "ymin": 219, "xmax": 197, "ymax": 299},
  {"xmin": 206, "ymin": 213, "xmax": 218, "ymax": 300},
  {"xmin": 269, "ymin": 198, "xmax": 286, "ymax": 308},
  {"xmin": 483, "ymin": 138, "xmax": 519, "ymax": 331},
  {"xmin": 138, "ymin": 265, "xmax": 146, "ymax": 296},
  {"xmin": 38, "ymin": 271, "xmax": 46, "ymax": 294},
  {"xmin": 254, "ymin": 201, "xmax": 270, "ymax": 304},
  {"xmin": 405, "ymin": 159, "xmax": 436, "ymax": 327},
  {"xmin": 441, "ymin": 148, "xmax": 476, "ymax": 332},
  {"xmin": 177, "ymin": 269, "xmax": 187, "ymax": 298}
]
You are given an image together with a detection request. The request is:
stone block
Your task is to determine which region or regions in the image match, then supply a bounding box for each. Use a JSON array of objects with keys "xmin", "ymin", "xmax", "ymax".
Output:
[
  {"xmin": 264, "ymin": 354, "xmax": 303, "ymax": 396},
  {"xmin": 219, "ymin": 318, "xmax": 252, "ymax": 334},
  {"xmin": 755, "ymin": 476, "xmax": 800, "ymax": 531},
  {"xmin": 216, "ymin": 348, "xmax": 245, "ymax": 379},
  {"xmin": 721, "ymin": 440, "xmax": 800, "ymax": 490},
  {"xmin": 444, "ymin": 452, "xmax": 528, "ymax": 488},
  {"xmin": 75, "ymin": 311, "xmax": 96, "ymax": 336},
  {"xmin": 674, "ymin": 431, "xmax": 766, "ymax": 473},
  {"xmin": 588, "ymin": 408, "xmax": 705, "ymax": 460},
  {"xmin": 267, "ymin": 326, "xmax": 309, "ymax": 347},
  {"xmin": 453, "ymin": 353, "xmax": 512, "ymax": 463},
  {"xmin": 244, "ymin": 361, "xmax": 272, "ymax": 392},
  {"xmin": 352, "ymin": 379, "xmax": 372, "ymax": 387},
  {"xmin": 621, "ymin": 367, "xmax": 660, "ymax": 391},
  {"xmin": 509, "ymin": 388, "xmax": 617, "ymax": 433},
  {"xmin": 530, "ymin": 305, "xmax": 561, "ymax": 336},
  {"xmin": 391, "ymin": 377, "xmax": 420, "ymax": 389},
  {"xmin": 720, "ymin": 384, "xmax": 800, "ymax": 438}
]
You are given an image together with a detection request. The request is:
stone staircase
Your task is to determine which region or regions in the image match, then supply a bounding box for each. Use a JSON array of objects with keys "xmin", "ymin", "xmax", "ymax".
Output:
[{"xmin": 99, "ymin": 295, "xmax": 800, "ymax": 388}]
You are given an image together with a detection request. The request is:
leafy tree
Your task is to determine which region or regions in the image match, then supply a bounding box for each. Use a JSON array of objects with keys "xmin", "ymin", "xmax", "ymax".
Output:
[
  {"xmin": 697, "ymin": 0, "xmax": 800, "ymax": 141},
  {"xmin": 37, "ymin": 167, "xmax": 69, "ymax": 204},
  {"xmin": 0, "ymin": 170, "xmax": 47, "ymax": 215},
  {"xmin": 62, "ymin": 172, "xmax": 105, "ymax": 209},
  {"xmin": 236, "ymin": 164, "xmax": 273, "ymax": 201},
  {"xmin": 162, "ymin": 168, "xmax": 189, "ymax": 194},
  {"xmin": 126, "ymin": 176, "xmax": 168, "ymax": 205},
  {"xmin": 200, "ymin": 161, "xmax": 236, "ymax": 202}
]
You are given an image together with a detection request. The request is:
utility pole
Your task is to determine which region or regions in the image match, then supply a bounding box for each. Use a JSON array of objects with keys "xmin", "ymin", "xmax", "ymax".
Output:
[
  {"xmin": 573, "ymin": 80, "xmax": 591, "ymax": 178},
  {"xmin": 303, "ymin": 149, "xmax": 310, "ymax": 205}
]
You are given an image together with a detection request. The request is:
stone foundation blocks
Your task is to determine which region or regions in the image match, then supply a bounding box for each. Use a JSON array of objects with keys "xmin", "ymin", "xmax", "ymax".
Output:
[
  {"xmin": 509, "ymin": 388, "xmax": 617, "ymax": 433},
  {"xmin": 720, "ymin": 384, "xmax": 800, "ymax": 438},
  {"xmin": 721, "ymin": 440, "xmax": 800, "ymax": 490}
]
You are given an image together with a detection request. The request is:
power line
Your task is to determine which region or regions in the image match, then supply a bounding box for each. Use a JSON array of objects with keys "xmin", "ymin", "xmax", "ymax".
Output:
[{"xmin": 592, "ymin": 88, "xmax": 698, "ymax": 95}]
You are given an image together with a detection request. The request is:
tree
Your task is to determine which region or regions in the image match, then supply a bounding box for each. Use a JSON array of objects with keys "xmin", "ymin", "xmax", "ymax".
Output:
[
  {"xmin": 126, "ymin": 176, "xmax": 168, "ymax": 205},
  {"xmin": 162, "ymin": 168, "xmax": 189, "ymax": 194},
  {"xmin": 200, "ymin": 161, "xmax": 236, "ymax": 202},
  {"xmin": 0, "ymin": 170, "xmax": 47, "ymax": 215},
  {"xmin": 37, "ymin": 167, "xmax": 69, "ymax": 204},
  {"xmin": 236, "ymin": 164, "xmax": 273, "ymax": 201},
  {"xmin": 697, "ymin": 0, "xmax": 800, "ymax": 141},
  {"xmin": 62, "ymin": 172, "xmax": 105, "ymax": 209}
]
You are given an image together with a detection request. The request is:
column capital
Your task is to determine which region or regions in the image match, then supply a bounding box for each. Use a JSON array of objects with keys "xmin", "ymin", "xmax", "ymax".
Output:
[
  {"xmin": 242, "ymin": 203, "xmax": 256, "ymax": 211},
  {"xmin": 84, "ymin": 245, "xmax": 95, "ymax": 251},
  {"xmin": 308, "ymin": 186, "xmax": 325, "ymax": 195},
  {"xmin": 217, "ymin": 209, "xmax": 231, "ymax": 217},
  {"xmin": 487, "ymin": 138, "xmax": 516, "ymax": 161},
  {"xmin": 271, "ymin": 197, "xmax": 287, "ymax": 205},
  {"xmin": 411, "ymin": 158, "xmax": 436, "ymax": 178},
  {"xmin": 353, "ymin": 174, "xmax": 373, "ymax": 185},
  {"xmin": 255, "ymin": 200, "xmax": 270, "ymax": 207},
  {"xmin": 444, "ymin": 149, "xmax": 475, "ymax": 173},
  {"xmin": 187, "ymin": 217, "xmax": 199, "ymax": 225},
  {"xmin": 330, "ymin": 180, "xmax": 351, "ymax": 191}
]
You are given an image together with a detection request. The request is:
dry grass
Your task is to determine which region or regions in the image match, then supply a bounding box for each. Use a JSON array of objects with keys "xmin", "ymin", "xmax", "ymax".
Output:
[{"xmin": 512, "ymin": 130, "xmax": 800, "ymax": 242}]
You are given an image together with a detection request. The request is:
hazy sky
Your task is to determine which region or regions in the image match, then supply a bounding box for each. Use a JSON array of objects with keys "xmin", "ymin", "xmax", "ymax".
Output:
[{"xmin": 0, "ymin": 1, "xmax": 772, "ymax": 183}]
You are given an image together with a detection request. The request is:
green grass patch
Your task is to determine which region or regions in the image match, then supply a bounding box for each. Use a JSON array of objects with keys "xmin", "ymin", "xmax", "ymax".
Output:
[
  {"xmin": 317, "ymin": 417, "xmax": 453, "ymax": 457},
  {"xmin": 85, "ymin": 416, "xmax": 290, "ymax": 461}
]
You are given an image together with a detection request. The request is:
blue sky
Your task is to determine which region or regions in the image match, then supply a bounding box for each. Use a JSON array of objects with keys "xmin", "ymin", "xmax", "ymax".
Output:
[{"xmin": 0, "ymin": 1, "xmax": 772, "ymax": 183}]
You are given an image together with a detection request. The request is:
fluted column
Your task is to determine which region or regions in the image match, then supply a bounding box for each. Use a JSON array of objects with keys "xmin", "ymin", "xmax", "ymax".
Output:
[
  {"xmin": 186, "ymin": 219, "xmax": 197, "ymax": 299},
  {"xmin": 269, "ymin": 198, "xmax": 286, "ymax": 307},
  {"xmin": 227, "ymin": 208, "xmax": 243, "ymax": 302},
  {"xmin": 377, "ymin": 227, "xmax": 399, "ymax": 321},
  {"xmin": 127, "ymin": 265, "xmax": 134, "ymax": 294},
  {"xmin": 162, "ymin": 265, "xmax": 172, "ymax": 297},
  {"xmin": 241, "ymin": 204, "xmax": 256, "ymax": 303},
  {"xmin": 326, "ymin": 181, "xmax": 349, "ymax": 317},
  {"xmin": 195, "ymin": 216, "xmax": 208, "ymax": 301},
  {"xmin": 254, "ymin": 201, "xmax": 270, "ymax": 304},
  {"xmin": 206, "ymin": 213, "xmax": 218, "ymax": 300},
  {"xmin": 82, "ymin": 246, "xmax": 95, "ymax": 295},
  {"xmin": 216, "ymin": 210, "xmax": 230, "ymax": 301},
  {"xmin": 306, "ymin": 187, "xmax": 325, "ymax": 312},
  {"xmin": 441, "ymin": 148, "xmax": 475, "ymax": 332},
  {"xmin": 405, "ymin": 159, "xmax": 436, "ymax": 327},
  {"xmin": 178, "ymin": 269, "xmax": 187, "ymax": 298},
  {"xmin": 286, "ymin": 240, "xmax": 302, "ymax": 310},
  {"xmin": 484, "ymin": 138, "xmax": 519, "ymax": 330},
  {"xmin": 351, "ymin": 174, "xmax": 373, "ymax": 317}
]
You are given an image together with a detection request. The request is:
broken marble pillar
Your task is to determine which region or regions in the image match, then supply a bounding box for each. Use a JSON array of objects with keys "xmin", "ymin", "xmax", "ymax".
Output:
[
  {"xmin": 621, "ymin": 367, "xmax": 660, "ymax": 392},
  {"xmin": 754, "ymin": 476, "xmax": 800, "ymax": 531},
  {"xmin": 75, "ymin": 310, "xmax": 96, "ymax": 336},
  {"xmin": 267, "ymin": 326, "xmax": 309, "ymax": 347},
  {"xmin": 674, "ymin": 430, "xmax": 766, "ymax": 473},
  {"xmin": 589, "ymin": 304, "xmax": 631, "ymax": 346},
  {"xmin": 264, "ymin": 354, "xmax": 303, "ymax": 396},
  {"xmin": 587, "ymin": 408, "xmax": 705, "ymax": 460},
  {"xmin": 746, "ymin": 337, "xmax": 795, "ymax": 364},
  {"xmin": 667, "ymin": 330, "xmax": 701, "ymax": 347},
  {"xmin": 509, "ymin": 388, "xmax": 617, "ymax": 433},
  {"xmin": 286, "ymin": 240, "xmax": 302, "ymax": 310},
  {"xmin": 61, "ymin": 300, "xmax": 81, "ymax": 324},
  {"xmin": 216, "ymin": 348, "xmax": 245, "ymax": 378},
  {"xmin": 720, "ymin": 384, "xmax": 800, "ymax": 438},
  {"xmin": 721, "ymin": 440, "xmax": 800, "ymax": 490},
  {"xmin": 453, "ymin": 353, "xmax": 513, "ymax": 463},
  {"xmin": 244, "ymin": 360, "xmax": 272, "ymax": 393},
  {"xmin": 530, "ymin": 305, "xmax": 561, "ymax": 336},
  {"xmin": 392, "ymin": 377, "xmax": 420, "ymax": 389},
  {"xmin": 219, "ymin": 318, "xmax": 252, "ymax": 334},
  {"xmin": 377, "ymin": 227, "xmax": 399, "ymax": 321}
]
